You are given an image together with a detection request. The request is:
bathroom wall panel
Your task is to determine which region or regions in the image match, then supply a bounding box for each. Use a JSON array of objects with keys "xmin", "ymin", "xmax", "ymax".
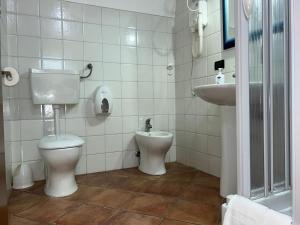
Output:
[
  {"xmin": 3, "ymin": 0, "xmax": 176, "ymax": 180},
  {"xmin": 174, "ymin": 0, "xmax": 235, "ymax": 177}
]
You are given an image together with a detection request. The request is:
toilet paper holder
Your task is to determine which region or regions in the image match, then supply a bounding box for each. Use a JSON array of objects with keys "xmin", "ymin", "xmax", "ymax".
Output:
[
  {"xmin": 94, "ymin": 85, "xmax": 113, "ymax": 115},
  {"xmin": 2, "ymin": 67, "xmax": 20, "ymax": 86},
  {"xmin": 2, "ymin": 70, "xmax": 13, "ymax": 81}
]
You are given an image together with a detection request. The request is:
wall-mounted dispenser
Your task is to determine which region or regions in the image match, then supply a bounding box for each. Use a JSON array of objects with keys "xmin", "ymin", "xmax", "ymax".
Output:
[
  {"xmin": 215, "ymin": 60, "xmax": 225, "ymax": 84},
  {"xmin": 187, "ymin": 0, "xmax": 207, "ymax": 58},
  {"xmin": 94, "ymin": 85, "xmax": 112, "ymax": 115}
]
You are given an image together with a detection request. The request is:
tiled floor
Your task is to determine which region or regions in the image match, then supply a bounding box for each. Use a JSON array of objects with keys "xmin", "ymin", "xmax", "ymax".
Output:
[{"xmin": 8, "ymin": 163, "xmax": 223, "ymax": 225}]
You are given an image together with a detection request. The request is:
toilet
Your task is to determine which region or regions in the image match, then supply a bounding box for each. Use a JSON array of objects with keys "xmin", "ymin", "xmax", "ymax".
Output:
[
  {"xmin": 39, "ymin": 135, "xmax": 84, "ymax": 197},
  {"xmin": 30, "ymin": 69, "xmax": 84, "ymax": 197}
]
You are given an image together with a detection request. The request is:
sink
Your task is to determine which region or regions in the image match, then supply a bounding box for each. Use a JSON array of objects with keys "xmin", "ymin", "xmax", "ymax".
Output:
[
  {"xmin": 193, "ymin": 83, "xmax": 235, "ymax": 106},
  {"xmin": 193, "ymin": 83, "xmax": 237, "ymax": 197}
]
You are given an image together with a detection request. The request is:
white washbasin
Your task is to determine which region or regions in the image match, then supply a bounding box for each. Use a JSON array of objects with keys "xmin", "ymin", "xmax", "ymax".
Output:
[{"xmin": 193, "ymin": 83, "xmax": 236, "ymax": 106}]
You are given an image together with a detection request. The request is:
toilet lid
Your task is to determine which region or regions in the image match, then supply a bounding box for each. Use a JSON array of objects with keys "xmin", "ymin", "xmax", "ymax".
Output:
[{"xmin": 38, "ymin": 134, "xmax": 85, "ymax": 150}]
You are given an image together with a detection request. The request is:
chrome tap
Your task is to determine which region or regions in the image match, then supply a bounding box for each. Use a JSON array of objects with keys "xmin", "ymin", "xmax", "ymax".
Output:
[{"xmin": 145, "ymin": 118, "xmax": 152, "ymax": 132}]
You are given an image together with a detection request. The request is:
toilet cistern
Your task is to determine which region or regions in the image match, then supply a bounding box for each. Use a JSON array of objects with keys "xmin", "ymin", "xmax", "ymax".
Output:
[
  {"xmin": 145, "ymin": 118, "xmax": 152, "ymax": 132},
  {"xmin": 30, "ymin": 69, "xmax": 84, "ymax": 197}
]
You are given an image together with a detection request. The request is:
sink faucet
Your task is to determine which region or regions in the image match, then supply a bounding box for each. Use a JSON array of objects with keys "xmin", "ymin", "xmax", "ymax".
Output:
[{"xmin": 145, "ymin": 118, "xmax": 152, "ymax": 132}]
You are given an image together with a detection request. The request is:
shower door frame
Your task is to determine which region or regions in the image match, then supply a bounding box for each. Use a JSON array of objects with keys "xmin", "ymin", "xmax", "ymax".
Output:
[
  {"xmin": 235, "ymin": 0, "xmax": 300, "ymax": 224},
  {"xmin": 289, "ymin": 0, "xmax": 300, "ymax": 223}
]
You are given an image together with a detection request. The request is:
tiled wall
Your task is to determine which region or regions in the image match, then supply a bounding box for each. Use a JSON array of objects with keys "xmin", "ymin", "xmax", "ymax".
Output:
[
  {"xmin": 174, "ymin": 0, "xmax": 235, "ymax": 177},
  {"xmin": 2, "ymin": 0, "xmax": 176, "ymax": 181}
]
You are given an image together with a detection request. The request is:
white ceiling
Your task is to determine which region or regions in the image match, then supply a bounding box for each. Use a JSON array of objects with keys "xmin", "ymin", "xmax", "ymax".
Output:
[{"xmin": 66, "ymin": 0, "xmax": 176, "ymax": 17}]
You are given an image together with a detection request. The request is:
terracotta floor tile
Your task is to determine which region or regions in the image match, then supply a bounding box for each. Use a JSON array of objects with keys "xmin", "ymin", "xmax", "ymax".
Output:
[
  {"xmin": 143, "ymin": 180, "xmax": 188, "ymax": 197},
  {"xmin": 124, "ymin": 193, "xmax": 175, "ymax": 217},
  {"xmin": 9, "ymin": 163, "xmax": 222, "ymax": 225},
  {"xmin": 8, "ymin": 192, "xmax": 46, "ymax": 214},
  {"xmin": 166, "ymin": 199, "xmax": 220, "ymax": 225},
  {"xmin": 16, "ymin": 198, "xmax": 80, "ymax": 223},
  {"xmin": 63, "ymin": 185, "xmax": 104, "ymax": 202},
  {"xmin": 77, "ymin": 173, "xmax": 129, "ymax": 189},
  {"xmin": 106, "ymin": 211, "xmax": 162, "ymax": 225},
  {"xmin": 76, "ymin": 173, "xmax": 109, "ymax": 187},
  {"xmin": 55, "ymin": 204, "xmax": 113, "ymax": 225},
  {"xmin": 161, "ymin": 219, "xmax": 198, "ymax": 225},
  {"xmin": 9, "ymin": 215, "xmax": 46, "ymax": 225},
  {"xmin": 18, "ymin": 181, "xmax": 46, "ymax": 196},
  {"xmin": 192, "ymin": 173, "xmax": 220, "ymax": 189},
  {"xmin": 180, "ymin": 184, "xmax": 223, "ymax": 205},
  {"xmin": 119, "ymin": 177, "xmax": 151, "ymax": 193},
  {"xmin": 86, "ymin": 188, "xmax": 135, "ymax": 208}
]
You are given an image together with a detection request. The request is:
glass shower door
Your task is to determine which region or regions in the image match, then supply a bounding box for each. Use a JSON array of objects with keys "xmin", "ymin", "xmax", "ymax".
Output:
[{"xmin": 249, "ymin": 0, "xmax": 290, "ymax": 198}]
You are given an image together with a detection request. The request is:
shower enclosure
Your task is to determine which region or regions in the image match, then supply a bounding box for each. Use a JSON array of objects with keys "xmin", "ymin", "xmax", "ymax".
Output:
[
  {"xmin": 249, "ymin": 0, "xmax": 290, "ymax": 198},
  {"xmin": 236, "ymin": 0, "xmax": 294, "ymax": 219}
]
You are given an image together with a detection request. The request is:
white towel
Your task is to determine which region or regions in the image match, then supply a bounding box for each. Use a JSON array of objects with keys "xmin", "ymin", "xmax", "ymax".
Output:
[
  {"xmin": 262, "ymin": 209, "xmax": 292, "ymax": 225},
  {"xmin": 223, "ymin": 195, "xmax": 269, "ymax": 225}
]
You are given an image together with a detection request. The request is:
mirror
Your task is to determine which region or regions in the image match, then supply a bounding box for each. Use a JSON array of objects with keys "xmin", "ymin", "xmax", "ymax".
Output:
[{"xmin": 222, "ymin": 0, "xmax": 235, "ymax": 49}]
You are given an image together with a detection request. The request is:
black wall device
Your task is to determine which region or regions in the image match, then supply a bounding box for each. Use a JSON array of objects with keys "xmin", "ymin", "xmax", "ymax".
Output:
[{"xmin": 214, "ymin": 60, "xmax": 225, "ymax": 71}]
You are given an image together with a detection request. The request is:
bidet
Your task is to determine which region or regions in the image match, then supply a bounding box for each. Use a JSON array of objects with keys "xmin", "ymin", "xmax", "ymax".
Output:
[{"xmin": 135, "ymin": 131, "xmax": 173, "ymax": 175}]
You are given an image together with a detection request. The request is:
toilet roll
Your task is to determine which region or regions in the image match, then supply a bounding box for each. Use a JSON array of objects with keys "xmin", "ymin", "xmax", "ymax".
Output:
[{"xmin": 3, "ymin": 67, "xmax": 20, "ymax": 86}]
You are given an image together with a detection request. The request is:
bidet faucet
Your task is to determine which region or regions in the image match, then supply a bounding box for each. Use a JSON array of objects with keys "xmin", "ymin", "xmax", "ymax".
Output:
[{"xmin": 145, "ymin": 118, "xmax": 152, "ymax": 132}]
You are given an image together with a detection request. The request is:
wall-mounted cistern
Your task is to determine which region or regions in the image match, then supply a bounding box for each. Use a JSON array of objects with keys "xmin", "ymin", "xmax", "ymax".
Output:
[{"xmin": 145, "ymin": 118, "xmax": 152, "ymax": 132}]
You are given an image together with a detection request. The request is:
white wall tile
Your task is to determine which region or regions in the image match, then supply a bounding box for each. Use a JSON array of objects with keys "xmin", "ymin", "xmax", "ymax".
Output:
[
  {"xmin": 22, "ymin": 140, "xmax": 41, "ymax": 161},
  {"xmin": 41, "ymin": 18, "xmax": 62, "ymax": 39},
  {"xmin": 87, "ymin": 135, "xmax": 105, "ymax": 154},
  {"xmin": 102, "ymin": 25, "xmax": 120, "ymax": 45},
  {"xmin": 121, "ymin": 46, "xmax": 137, "ymax": 64},
  {"xmin": 103, "ymin": 63, "xmax": 121, "ymax": 81},
  {"xmin": 63, "ymin": 40, "xmax": 83, "ymax": 60},
  {"xmin": 105, "ymin": 117, "xmax": 122, "ymax": 134},
  {"xmin": 121, "ymin": 64, "xmax": 137, "ymax": 81},
  {"xmin": 21, "ymin": 120, "xmax": 43, "ymax": 140},
  {"xmin": 83, "ymin": 5, "xmax": 101, "ymax": 24},
  {"xmin": 120, "ymin": 11, "xmax": 137, "ymax": 29},
  {"xmin": 7, "ymin": 14, "xmax": 17, "ymax": 35},
  {"xmin": 122, "ymin": 99, "xmax": 138, "ymax": 116},
  {"xmin": 63, "ymin": 21, "xmax": 83, "ymax": 41},
  {"xmin": 105, "ymin": 134, "xmax": 123, "ymax": 152},
  {"xmin": 123, "ymin": 116, "xmax": 138, "ymax": 133},
  {"xmin": 5, "ymin": 3, "xmax": 177, "ymax": 178},
  {"xmin": 42, "ymin": 59, "xmax": 63, "ymax": 69},
  {"xmin": 138, "ymin": 65, "xmax": 153, "ymax": 81},
  {"xmin": 86, "ymin": 117, "xmax": 105, "ymax": 136},
  {"xmin": 42, "ymin": 39, "xmax": 63, "ymax": 59},
  {"xmin": 137, "ymin": 48, "xmax": 152, "ymax": 65},
  {"xmin": 83, "ymin": 23, "xmax": 101, "ymax": 42},
  {"xmin": 18, "ymin": 36, "xmax": 40, "ymax": 57},
  {"xmin": 66, "ymin": 118, "xmax": 86, "ymax": 137},
  {"xmin": 87, "ymin": 153, "xmax": 105, "ymax": 173},
  {"xmin": 120, "ymin": 28, "xmax": 136, "ymax": 46},
  {"xmin": 102, "ymin": 8, "xmax": 119, "ymax": 26},
  {"xmin": 123, "ymin": 150, "xmax": 139, "ymax": 168},
  {"xmin": 62, "ymin": 1, "xmax": 83, "ymax": 21},
  {"xmin": 17, "ymin": 0, "xmax": 39, "ymax": 16},
  {"xmin": 84, "ymin": 42, "xmax": 102, "ymax": 61},
  {"xmin": 106, "ymin": 152, "xmax": 123, "ymax": 171},
  {"xmin": 122, "ymin": 82, "xmax": 137, "ymax": 98},
  {"xmin": 40, "ymin": 0, "xmax": 62, "ymax": 19},
  {"xmin": 137, "ymin": 13, "xmax": 152, "ymax": 30},
  {"xmin": 103, "ymin": 44, "xmax": 120, "ymax": 63},
  {"xmin": 137, "ymin": 30, "xmax": 153, "ymax": 48},
  {"xmin": 138, "ymin": 82, "xmax": 153, "ymax": 98}
]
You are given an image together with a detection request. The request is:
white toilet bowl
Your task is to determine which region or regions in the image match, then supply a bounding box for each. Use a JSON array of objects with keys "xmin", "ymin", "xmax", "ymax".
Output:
[
  {"xmin": 135, "ymin": 131, "xmax": 173, "ymax": 175},
  {"xmin": 38, "ymin": 134, "xmax": 84, "ymax": 197}
]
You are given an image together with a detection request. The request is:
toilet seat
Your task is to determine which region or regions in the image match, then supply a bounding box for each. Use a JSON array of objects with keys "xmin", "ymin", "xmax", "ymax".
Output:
[{"xmin": 38, "ymin": 134, "xmax": 84, "ymax": 150}]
